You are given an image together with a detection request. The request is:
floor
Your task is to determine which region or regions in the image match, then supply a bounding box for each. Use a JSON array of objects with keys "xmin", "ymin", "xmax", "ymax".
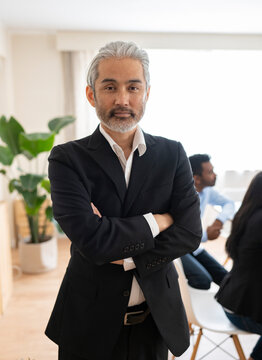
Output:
[{"xmin": 0, "ymin": 236, "xmax": 259, "ymax": 360}]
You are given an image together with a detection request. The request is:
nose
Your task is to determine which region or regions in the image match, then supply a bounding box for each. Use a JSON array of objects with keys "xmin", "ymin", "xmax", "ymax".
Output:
[{"xmin": 114, "ymin": 88, "xmax": 129, "ymax": 106}]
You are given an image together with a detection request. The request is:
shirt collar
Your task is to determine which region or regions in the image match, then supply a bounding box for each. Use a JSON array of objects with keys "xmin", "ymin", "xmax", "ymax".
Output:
[{"xmin": 99, "ymin": 124, "xmax": 146, "ymax": 157}]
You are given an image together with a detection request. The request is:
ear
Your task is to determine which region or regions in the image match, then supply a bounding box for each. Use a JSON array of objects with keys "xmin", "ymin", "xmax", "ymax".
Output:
[
  {"xmin": 193, "ymin": 175, "xmax": 201, "ymax": 186},
  {"xmin": 145, "ymin": 86, "xmax": 151, "ymax": 102},
  {"xmin": 86, "ymin": 86, "xmax": 95, "ymax": 107}
]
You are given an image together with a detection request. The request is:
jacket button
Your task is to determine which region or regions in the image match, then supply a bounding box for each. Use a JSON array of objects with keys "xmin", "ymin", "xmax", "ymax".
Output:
[
  {"xmin": 123, "ymin": 290, "xmax": 130, "ymax": 297},
  {"xmin": 123, "ymin": 246, "xmax": 129, "ymax": 253},
  {"xmin": 135, "ymin": 244, "xmax": 140, "ymax": 250},
  {"xmin": 140, "ymin": 243, "xmax": 144, "ymax": 249},
  {"xmin": 146, "ymin": 264, "xmax": 151, "ymax": 269},
  {"xmin": 130, "ymin": 245, "xmax": 135, "ymax": 251}
]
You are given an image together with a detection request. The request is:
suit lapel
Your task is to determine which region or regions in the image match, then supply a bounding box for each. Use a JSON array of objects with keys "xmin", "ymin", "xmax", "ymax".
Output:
[
  {"xmin": 123, "ymin": 133, "xmax": 156, "ymax": 215},
  {"xmin": 87, "ymin": 128, "xmax": 127, "ymax": 203}
]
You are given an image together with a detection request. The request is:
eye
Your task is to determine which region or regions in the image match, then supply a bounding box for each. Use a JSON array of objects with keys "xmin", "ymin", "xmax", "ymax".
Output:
[
  {"xmin": 129, "ymin": 86, "xmax": 139, "ymax": 91},
  {"xmin": 104, "ymin": 85, "xmax": 115, "ymax": 91}
]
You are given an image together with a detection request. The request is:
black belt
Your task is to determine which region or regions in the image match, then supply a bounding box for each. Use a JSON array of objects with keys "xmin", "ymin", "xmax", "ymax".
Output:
[{"xmin": 124, "ymin": 302, "xmax": 150, "ymax": 326}]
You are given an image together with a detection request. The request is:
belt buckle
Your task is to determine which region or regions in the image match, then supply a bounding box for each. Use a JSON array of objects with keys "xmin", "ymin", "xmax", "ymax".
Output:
[{"xmin": 124, "ymin": 310, "xmax": 144, "ymax": 325}]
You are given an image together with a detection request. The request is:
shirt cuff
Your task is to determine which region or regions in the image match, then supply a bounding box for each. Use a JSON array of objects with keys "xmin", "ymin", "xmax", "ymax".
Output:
[
  {"xmin": 217, "ymin": 215, "xmax": 226, "ymax": 224},
  {"xmin": 143, "ymin": 213, "xmax": 160, "ymax": 237},
  {"xmin": 123, "ymin": 258, "xmax": 136, "ymax": 271},
  {"xmin": 202, "ymin": 230, "xmax": 208, "ymax": 242}
]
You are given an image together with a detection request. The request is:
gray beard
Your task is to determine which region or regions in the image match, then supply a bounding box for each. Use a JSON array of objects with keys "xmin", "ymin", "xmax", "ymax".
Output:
[{"xmin": 99, "ymin": 118, "xmax": 140, "ymax": 133}]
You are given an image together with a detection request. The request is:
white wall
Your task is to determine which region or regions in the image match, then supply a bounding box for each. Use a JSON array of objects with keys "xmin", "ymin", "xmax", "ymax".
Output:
[
  {"xmin": 11, "ymin": 33, "xmax": 64, "ymax": 133},
  {"xmin": 0, "ymin": 33, "xmax": 66, "ymax": 243},
  {"xmin": 0, "ymin": 25, "xmax": 7, "ymax": 201},
  {"xmin": 0, "ymin": 24, "xmax": 6, "ymax": 57}
]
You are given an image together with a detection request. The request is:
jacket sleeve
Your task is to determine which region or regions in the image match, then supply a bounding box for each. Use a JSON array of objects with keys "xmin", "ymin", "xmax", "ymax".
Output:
[
  {"xmin": 133, "ymin": 142, "xmax": 202, "ymax": 278},
  {"xmin": 48, "ymin": 145, "xmax": 155, "ymax": 265}
]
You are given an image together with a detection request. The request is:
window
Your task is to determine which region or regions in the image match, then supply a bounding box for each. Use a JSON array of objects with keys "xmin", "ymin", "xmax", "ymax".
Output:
[{"xmin": 143, "ymin": 49, "xmax": 262, "ymax": 172}]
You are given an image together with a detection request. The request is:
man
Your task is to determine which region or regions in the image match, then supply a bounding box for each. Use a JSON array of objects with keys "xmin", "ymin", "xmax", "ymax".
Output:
[
  {"xmin": 45, "ymin": 41, "xmax": 202, "ymax": 360},
  {"xmin": 181, "ymin": 154, "xmax": 235, "ymax": 290}
]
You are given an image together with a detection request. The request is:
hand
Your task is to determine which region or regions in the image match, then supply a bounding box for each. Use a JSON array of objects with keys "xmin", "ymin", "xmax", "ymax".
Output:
[
  {"xmin": 91, "ymin": 202, "xmax": 102, "ymax": 218},
  {"xmin": 153, "ymin": 213, "xmax": 174, "ymax": 232},
  {"xmin": 207, "ymin": 219, "xmax": 223, "ymax": 240},
  {"xmin": 111, "ymin": 260, "xmax": 124, "ymax": 265}
]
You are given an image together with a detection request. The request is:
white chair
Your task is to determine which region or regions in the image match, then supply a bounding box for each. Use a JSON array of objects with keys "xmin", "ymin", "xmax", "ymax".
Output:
[{"xmin": 172, "ymin": 258, "xmax": 250, "ymax": 360}]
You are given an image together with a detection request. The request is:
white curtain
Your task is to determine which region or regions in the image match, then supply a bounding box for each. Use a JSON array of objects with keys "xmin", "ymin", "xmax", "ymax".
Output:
[{"xmin": 61, "ymin": 51, "xmax": 98, "ymax": 142}]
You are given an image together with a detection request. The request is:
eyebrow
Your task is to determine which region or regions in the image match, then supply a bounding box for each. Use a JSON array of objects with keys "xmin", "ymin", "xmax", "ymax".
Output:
[{"xmin": 101, "ymin": 78, "xmax": 143, "ymax": 84}]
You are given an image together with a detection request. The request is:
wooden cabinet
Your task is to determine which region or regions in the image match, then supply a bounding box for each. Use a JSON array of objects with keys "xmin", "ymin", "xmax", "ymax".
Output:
[{"xmin": 0, "ymin": 201, "xmax": 13, "ymax": 315}]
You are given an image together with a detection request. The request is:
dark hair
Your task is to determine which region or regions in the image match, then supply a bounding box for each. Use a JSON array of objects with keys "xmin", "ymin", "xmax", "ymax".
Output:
[
  {"xmin": 226, "ymin": 171, "xmax": 262, "ymax": 259},
  {"xmin": 189, "ymin": 154, "xmax": 211, "ymax": 176}
]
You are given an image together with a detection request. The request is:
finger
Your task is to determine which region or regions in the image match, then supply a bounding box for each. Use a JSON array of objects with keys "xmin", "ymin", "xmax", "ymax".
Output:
[{"xmin": 91, "ymin": 202, "xmax": 102, "ymax": 218}]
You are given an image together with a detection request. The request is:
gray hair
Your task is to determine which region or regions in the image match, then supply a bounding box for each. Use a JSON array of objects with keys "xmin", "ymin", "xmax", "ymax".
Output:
[{"xmin": 86, "ymin": 41, "xmax": 150, "ymax": 91}]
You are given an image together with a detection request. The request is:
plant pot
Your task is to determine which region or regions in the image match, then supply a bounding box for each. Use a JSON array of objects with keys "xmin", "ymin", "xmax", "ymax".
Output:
[{"xmin": 18, "ymin": 236, "xmax": 58, "ymax": 274}]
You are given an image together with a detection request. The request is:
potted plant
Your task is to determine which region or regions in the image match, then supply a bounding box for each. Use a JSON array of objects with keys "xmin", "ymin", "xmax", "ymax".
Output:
[{"xmin": 0, "ymin": 115, "xmax": 75, "ymax": 273}]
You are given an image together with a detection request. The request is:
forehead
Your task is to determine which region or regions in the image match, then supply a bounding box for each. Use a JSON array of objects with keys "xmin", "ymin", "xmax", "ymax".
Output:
[{"xmin": 96, "ymin": 57, "xmax": 145, "ymax": 83}]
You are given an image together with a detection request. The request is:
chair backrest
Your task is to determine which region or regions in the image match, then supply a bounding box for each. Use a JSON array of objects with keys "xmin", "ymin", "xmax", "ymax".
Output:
[
  {"xmin": 174, "ymin": 258, "xmax": 200, "ymax": 326},
  {"xmin": 174, "ymin": 258, "xmax": 247, "ymax": 334}
]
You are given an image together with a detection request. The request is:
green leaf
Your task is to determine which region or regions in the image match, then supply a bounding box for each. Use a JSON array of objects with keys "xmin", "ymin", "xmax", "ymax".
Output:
[
  {"xmin": 25, "ymin": 195, "xmax": 46, "ymax": 216},
  {"xmin": 0, "ymin": 116, "xmax": 24, "ymax": 155},
  {"xmin": 0, "ymin": 169, "xmax": 6, "ymax": 175},
  {"xmin": 22, "ymin": 150, "xmax": 34, "ymax": 160},
  {"xmin": 48, "ymin": 116, "xmax": 75, "ymax": 134},
  {"xmin": 41, "ymin": 179, "xmax": 51, "ymax": 193},
  {"xmin": 0, "ymin": 145, "xmax": 14, "ymax": 165},
  {"xmin": 9, "ymin": 179, "xmax": 45, "ymax": 212},
  {"xmin": 19, "ymin": 132, "xmax": 55, "ymax": 157},
  {"xmin": 20, "ymin": 174, "xmax": 45, "ymax": 191},
  {"xmin": 9, "ymin": 179, "xmax": 23, "ymax": 193},
  {"xmin": 45, "ymin": 205, "xmax": 53, "ymax": 221}
]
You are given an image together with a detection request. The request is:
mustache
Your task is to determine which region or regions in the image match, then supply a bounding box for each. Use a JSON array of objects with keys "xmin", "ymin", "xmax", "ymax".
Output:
[{"xmin": 109, "ymin": 107, "xmax": 135, "ymax": 118}]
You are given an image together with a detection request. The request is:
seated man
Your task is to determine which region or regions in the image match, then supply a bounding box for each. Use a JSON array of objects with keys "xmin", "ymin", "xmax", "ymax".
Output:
[{"xmin": 181, "ymin": 154, "xmax": 235, "ymax": 289}]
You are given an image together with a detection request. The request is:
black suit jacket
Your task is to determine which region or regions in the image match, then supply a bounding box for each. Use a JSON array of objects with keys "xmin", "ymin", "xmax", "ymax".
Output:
[
  {"xmin": 216, "ymin": 208, "xmax": 262, "ymax": 323},
  {"xmin": 45, "ymin": 127, "xmax": 202, "ymax": 359}
]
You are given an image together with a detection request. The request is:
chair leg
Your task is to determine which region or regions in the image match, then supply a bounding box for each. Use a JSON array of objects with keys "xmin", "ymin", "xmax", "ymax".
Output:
[
  {"xmin": 223, "ymin": 255, "xmax": 230, "ymax": 266},
  {"xmin": 232, "ymin": 335, "xmax": 246, "ymax": 360},
  {"xmin": 189, "ymin": 322, "xmax": 194, "ymax": 334},
  {"xmin": 191, "ymin": 328, "xmax": 203, "ymax": 360}
]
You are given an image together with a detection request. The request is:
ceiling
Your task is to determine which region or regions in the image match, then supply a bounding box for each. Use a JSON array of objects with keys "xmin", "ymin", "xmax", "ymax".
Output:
[{"xmin": 1, "ymin": 0, "xmax": 262, "ymax": 34}]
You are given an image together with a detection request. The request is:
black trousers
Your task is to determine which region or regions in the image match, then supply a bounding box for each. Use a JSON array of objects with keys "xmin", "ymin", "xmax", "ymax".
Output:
[{"xmin": 58, "ymin": 310, "xmax": 168, "ymax": 360}]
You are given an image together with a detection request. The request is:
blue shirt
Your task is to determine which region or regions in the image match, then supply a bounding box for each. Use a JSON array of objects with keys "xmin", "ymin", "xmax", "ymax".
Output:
[{"xmin": 193, "ymin": 187, "xmax": 235, "ymax": 255}]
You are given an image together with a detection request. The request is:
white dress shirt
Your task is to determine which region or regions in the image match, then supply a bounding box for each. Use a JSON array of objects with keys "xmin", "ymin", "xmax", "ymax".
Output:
[{"xmin": 99, "ymin": 124, "xmax": 160, "ymax": 306}]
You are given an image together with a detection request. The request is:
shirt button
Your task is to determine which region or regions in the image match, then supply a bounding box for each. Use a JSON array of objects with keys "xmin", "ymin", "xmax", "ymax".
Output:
[{"xmin": 123, "ymin": 290, "xmax": 130, "ymax": 297}]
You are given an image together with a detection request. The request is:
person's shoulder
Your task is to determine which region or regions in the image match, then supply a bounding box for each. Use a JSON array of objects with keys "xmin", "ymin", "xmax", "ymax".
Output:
[
  {"xmin": 48, "ymin": 135, "xmax": 93, "ymax": 163},
  {"xmin": 248, "ymin": 208, "xmax": 262, "ymax": 227},
  {"xmin": 143, "ymin": 131, "xmax": 181, "ymax": 149}
]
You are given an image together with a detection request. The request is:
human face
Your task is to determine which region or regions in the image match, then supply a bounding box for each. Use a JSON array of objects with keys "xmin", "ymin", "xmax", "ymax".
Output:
[
  {"xmin": 86, "ymin": 57, "xmax": 150, "ymax": 134},
  {"xmin": 199, "ymin": 161, "xmax": 217, "ymax": 187}
]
